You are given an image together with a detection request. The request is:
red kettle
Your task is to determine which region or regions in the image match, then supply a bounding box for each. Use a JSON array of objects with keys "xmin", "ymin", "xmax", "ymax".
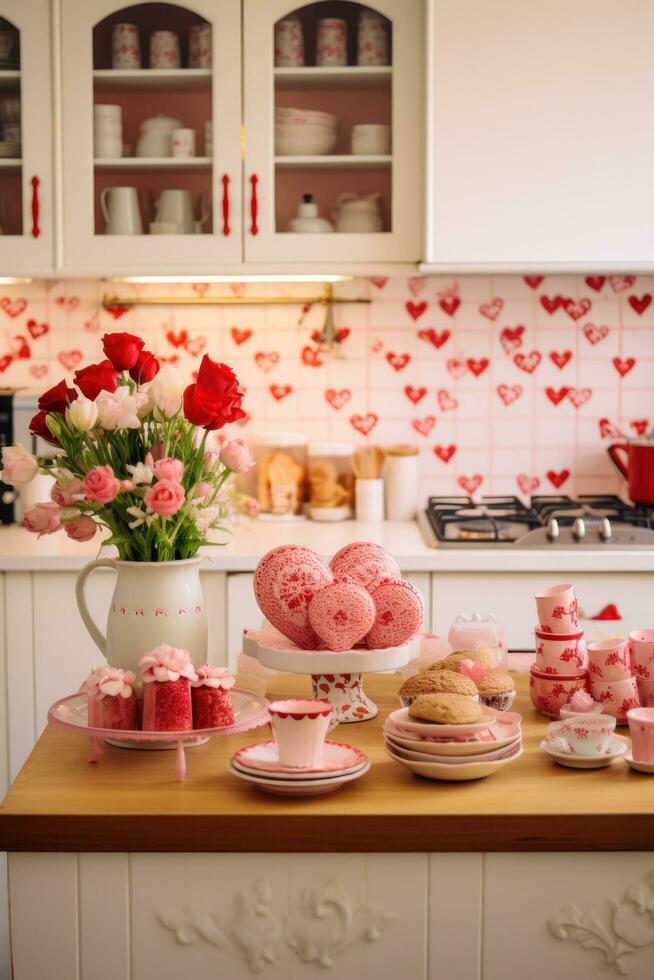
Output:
[{"xmin": 607, "ymin": 439, "xmax": 654, "ymax": 504}]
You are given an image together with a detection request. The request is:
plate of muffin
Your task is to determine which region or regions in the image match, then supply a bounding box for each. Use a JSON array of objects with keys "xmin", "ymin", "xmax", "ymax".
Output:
[{"xmin": 384, "ymin": 650, "xmax": 523, "ymax": 780}]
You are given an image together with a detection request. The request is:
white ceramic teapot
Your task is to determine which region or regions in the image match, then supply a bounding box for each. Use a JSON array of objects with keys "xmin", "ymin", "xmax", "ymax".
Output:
[{"xmin": 332, "ymin": 192, "xmax": 382, "ymax": 233}]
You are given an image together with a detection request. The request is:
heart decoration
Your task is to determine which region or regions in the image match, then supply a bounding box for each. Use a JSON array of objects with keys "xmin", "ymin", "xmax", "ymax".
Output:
[
  {"xmin": 545, "ymin": 386, "xmax": 570, "ymax": 406},
  {"xmin": 27, "ymin": 319, "xmax": 49, "ymax": 339},
  {"xmin": 254, "ymin": 546, "xmax": 334, "ymax": 649},
  {"xmin": 628, "ymin": 294, "xmax": 652, "ymax": 315},
  {"xmin": 496, "ymin": 383, "xmax": 522, "ymax": 406},
  {"xmin": 184, "ymin": 335, "xmax": 206, "ymax": 357},
  {"xmin": 446, "ymin": 357, "xmax": 468, "ymax": 379},
  {"xmin": 307, "ymin": 582, "xmax": 376, "ymax": 652},
  {"xmin": 599, "ymin": 418, "xmax": 622, "ymax": 439},
  {"xmin": 479, "ymin": 297, "xmax": 503, "ymax": 321},
  {"xmin": 10, "ymin": 335, "xmax": 30, "ymax": 359},
  {"xmin": 613, "ymin": 357, "xmax": 635, "ymax": 377},
  {"xmin": 582, "ymin": 323, "xmax": 609, "ymax": 345},
  {"xmin": 30, "ymin": 365, "xmax": 48, "ymax": 380},
  {"xmin": 438, "ymin": 295, "xmax": 460, "ymax": 317},
  {"xmin": 404, "ymin": 385, "xmax": 427, "ymax": 405},
  {"xmin": 500, "ymin": 326, "xmax": 524, "ymax": 353},
  {"xmin": 369, "ymin": 276, "xmax": 388, "ymax": 289},
  {"xmin": 567, "ymin": 387, "xmax": 592, "ymax": 408},
  {"xmin": 517, "ymin": 473, "xmax": 539, "ymax": 495},
  {"xmin": 0, "ymin": 297, "xmax": 27, "ymax": 318},
  {"xmin": 433, "ymin": 444, "xmax": 456, "ymax": 463},
  {"xmin": 412, "ymin": 415, "xmax": 436, "ymax": 437},
  {"xmin": 330, "ymin": 542, "xmax": 400, "ymax": 594},
  {"xmin": 467, "ymin": 357, "xmax": 489, "ymax": 377},
  {"xmin": 547, "ymin": 469, "xmax": 570, "ymax": 489},
  {"xmin": 254, "ymin": 351, "xmax": 279, "ymax": 373},
  {"xmin": 609, "ymin": 275, "xmax": 635, "ymax": 293},
  {"xmin": 437, "ymin": 389, "xmax": 458, "ymax": 411},
  {"xmin": 524, "ymin": 276, "xmax": 544, "ymax": 290},
  {"xmin": 301, "ymin": 345, "xmax": 323, "ymax": 368},
  {"xmin": 457, "ymin": 474, "xmax": 483, "ymax": 495},
  {"xmin": 269, "ymin": 384, "xmax": 292, "ymax": 401},
  {"xmin": 540, "ymin": 294, "xmax": 564, "ymax": 315},
  {"xmin": 57, "ymin": 349, "xmax": 83, "ymax": 372},
  {"xmin": 407, "ymin": 276, "xmax": 427, "ymax": 297},
  {"xmin": 324, "ymin": 388, "xmax": 351, "ymax": 411},
  {"xmin": 405, "ymin": 300, "xmax": 427, "ymax": 321},
  {"xmin": 0, "ymin": 354, "xmax": 13, "ymax": 373},
  {"xmin": 418, "ymin": 328, "xmax": 450, "ymax": 349},
  {"xmin": 630, "ymin": 419, "xmax": 649, "ymax": 436},
  {"xmin": 550, "ymin": 350, "xmax": 572, "ymax": 370},
  {"xmin": 350, "ymin": 413, "xmax": 378, "ymax": 436},
  {"xmin": 366, "ymin": 580, "xmax": 424, "ymax": 650},
  {"xmin": 231, "ymin": 327, "xmax": 252, "ymax": 346},
  {"xmin": 514, "ymin": 350, "xmax": 542, "ymax": 373},
  {"xmin": 563, "ymin": 297, "xmax": 592, "ymax": 321},
  {"xmin": 585, "ymin": 276, "xmax": 606, "ymax": 292},
  {"xmin": 386, "ymin": 351, "xmax": 411, "ymax": 372}
]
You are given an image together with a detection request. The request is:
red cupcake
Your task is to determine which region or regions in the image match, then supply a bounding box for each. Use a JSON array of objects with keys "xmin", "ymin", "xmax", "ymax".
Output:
[
  {"xmin": 139, "ymin": 645, "xmax": 197, "ymax": 732},
  {"xmin": 191, "ymin": 665, "xmax": 236, "ymax": 729},
  {"xmin": 86, "ymin": 666, "xmax": 139, "ymax": 730}
]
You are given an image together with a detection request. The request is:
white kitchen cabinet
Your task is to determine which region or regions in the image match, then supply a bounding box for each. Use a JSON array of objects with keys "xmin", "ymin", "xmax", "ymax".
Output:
[
  {"xmin": 60, "ymin": 0, "xmax": 242, "ymax": 275},
  {"xmin": 431, "ymin": 572, "xmax": 654, "ymax": 650},
  {"xmin": 424, "ymin": 0, "xmax": 654, "ymax": 271},
  {"xmin": 243, "ymin": 0, "xmax": 422, "ymax": 264},
  {"xmin": 0, "ymin": 0, "xmax": 55, "ymax": 275}
]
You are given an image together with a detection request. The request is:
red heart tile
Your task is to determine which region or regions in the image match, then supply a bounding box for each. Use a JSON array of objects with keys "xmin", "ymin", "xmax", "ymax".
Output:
[
  {"xmin": 166, "ymin": 329, "xmax": 188, "ymax": 349},
  {"xmin": 386, "ymin": 351, "xmax": 411, "ymax": 371},
  {"xmin": 269, "ymin": 383, "xmax": 292, "ymax": 401},
  {"xmin": 550, "ymin": 350, "xmax": 572, "ymax": 370},
  {"xmin": 547, "ymin": 469, "xmax": 571, "ymax": 489},
  {"xmin": 514, "ymin": 350, "xmax": 542, "ymax": 373},
  {"xmin": 324, "ymin": 388, "xmax": 351, "ymax": 411},
  {"xmin": 417, "ymin": 328, "xmax": 450, "ymax": 349},
  {"xmin": 613, "ymin": 357, "xmax": 635, "ymax": 377},
  {"xmin": 599, "ymin": 418, "xmax": 622, "ymax": 438},
  {"xmin": 350, "ymin": 413, "xmax": 378, "ymax": 436},
  {"xmin": 446, "ymin": 357, "xmax": 468, "ymax": 379},
  {"xmin": 524, "ymin": 276, "xmax": 544, "ymax": 289},
  {"xmin": 433, "ymin": 444, "xmax": 456, "ymax": 463},
  {"xmin": 479, "ymin": 297, "xmax": 503, "ymax": 321},
  {"xmin": 57, "ymin": 349, "xmax": 83, "ymax": 372},
  {"xmin": 467, "ymin": 357, "xmax": 489, "ymax": 377},
  {"xmin": 438, "ymin": 296, "xmax": 460, "ymax": 316},
  {"xmin": 540, "ymin": 294, "xmax": 564, "ymax": 314},
  {"xmin": 517, "ymin": 474, "xmax": 539, "ymax": 495},
  {"xmin": 630, "ymin": 419, "xmax": 649, "ymax": 436},
  {"xmin": 255, "ymin": 351, "xmax": 279, "ymax": 373},
  {"xmin": 184, "ymin": 335, "xmax": 206, "ymax": 357},
  {"xmin": 0, "ymin": 297, "xmax": 27, "ymax": 318},
  {"xmin": 545, "ymin": 386, "xmax": 570, "ymax": 406},
  {"xmin": 411, "ymin": 415, "xmax": 436, "ymax": 437},
  {"xmin": 404, "ymin": 385, "xmax": 427, "ymax": 405},
  {"xmin": 609, "ymin": 275, "xmax": 635, "ymax": 293},
  {"xmin": 405, "ymin": 300, "xmax": 427, "ymax": 321},
  {"xmin": 457, "ymin": 474, "xmax": 483, "ymax": 495},
  {"xmin": 567, "ymin": 387, "xmax": 592, "ymax": 408},
  {"xmin": 496, "ymin": 383, "xmax": 522, "ymax": 406},
  {"xmin": 584, "ymin": 276, "xmax": 606, "ymax": 292},
  {"xmin": 0, "ymin": 354, "xmax": 13, "ymax": 372},
  {"xmin": 437, "ymin": 389, "xmax": 458, "ymax": 411},
  {"xmin": 407, "ymin": 276, "xmax": 427, "ymax": 296},
  {"xmin": 27, "ymin": 319, "xmax": 49, "ymax": 339},
  {"xmin": 500, "ymin": 326, "xmax": 524, "ymax": 353},
  {"xmin": 301, "ymin": 345, "xmax": 323, "ymax": 368},
  {"xmin": 230, "ymin": 326, "xmax": 252, "ymax": 346},
  {"xmin": 628, "ymin": 294, "xmax": 652, "ymax": 315},
  {"xmin": 582, "ymin": 323, "xmax": 609, "ymax": 345},
  {"xmin": 369, "ymin": 276, "xmax": 388, "ymax": 289},
  {"xmin": 563, "ymin": 298, "xmax": 592, "ymax": 321}
]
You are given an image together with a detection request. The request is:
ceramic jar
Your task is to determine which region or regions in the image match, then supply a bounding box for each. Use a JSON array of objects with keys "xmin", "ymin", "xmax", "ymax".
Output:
[
  {"xmin": 76, "ymin": 557, "xmax": 208, "ymax": 678},
  {"xmin": 535, "ymin": 629, "xmax": 587, "ymax": 674},
  {"xmin": 357, "ymin": 10, "xmax": 389, "ymax": 65},
  {"xmin": 189, "ymin": 23, "xmax": 212, "ymax": 68},
  {"xmin": 332, "ymin": 192, "xmax": 383, "ymax": 233},
  {"xmin": 530, "ymin": 667, "xmax": 589, "ymax": 719},
  {"xmin": 149, "ymin": 30, "xmax": 181, "ymax": 69},
  {"xmin": 111, "ymin": 23, "xmax": 141, "ymax": 69},
  {"xmin": 275, "ymin": 15, "xmax": 304, "ymax": 67},
  {"xmin": 317, "ymin": 18, "xmax": 347, "ymax": 66}
]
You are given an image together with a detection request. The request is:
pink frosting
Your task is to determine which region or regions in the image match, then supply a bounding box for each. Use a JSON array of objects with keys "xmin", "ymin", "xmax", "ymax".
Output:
[
  {"xmin": 85, "ymin": 665, "xmax": 136, "ymax": 699},
  {"xmin": 139, "ymin": 645, "xmax": 198, "ymax": 684},
  {"xmin": 569, "ymin": 689, "xmax": 595, "ymax": 712},
  {"xmin": 191, "ymin": 665, "xmax": 235, "ymax": 690}
]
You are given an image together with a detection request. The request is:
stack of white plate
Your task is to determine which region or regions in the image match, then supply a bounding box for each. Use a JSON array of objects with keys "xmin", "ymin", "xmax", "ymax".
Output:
[
  {"xmin": 230, "ymin": 739, "xmax": 370, "ymax": 796},
  {"xmin": 275, "ymin": 106, "xmax": 339, "ymax": 156},
  {"xmin": 384, "ymin": 706, "xmax": 523, "ymax": 781}
]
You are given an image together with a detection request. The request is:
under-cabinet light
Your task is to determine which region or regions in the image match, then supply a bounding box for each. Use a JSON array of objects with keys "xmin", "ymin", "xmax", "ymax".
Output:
[
  {"xmin": 0, "ymin": 277, "xmax": 32, "ymax": 284},
  {"xmin": 110, "ymin": 274, "xmax": 353, "ymax": 284}
]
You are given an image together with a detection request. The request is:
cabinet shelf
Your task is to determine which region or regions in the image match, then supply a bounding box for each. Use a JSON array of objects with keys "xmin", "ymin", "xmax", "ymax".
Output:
[
  {"xmin": 274, "ymin": 66, "xmax": 391, "ymax": 89},
  {"xmin": 275, "ymin": 154, "xmax": 391, "ymax": 170},
  {"xmin": 94, "ymin": 157, "xmax": 212, "ymax": 171},
  {"xmin": 0, "ymin": 157, "xmax": 21, "ymax": 173},
  {"xmin": 93, "ymin": 69, "xmax": 212, "ymax": 91},
  {"xmin": 0, "ymin": 70, "xmax": 20, "ymax": 91}
]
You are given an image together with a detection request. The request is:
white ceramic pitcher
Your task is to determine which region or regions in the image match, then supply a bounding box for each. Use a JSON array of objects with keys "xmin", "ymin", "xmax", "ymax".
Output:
[
  {"xmin": 76, "ymin": 557, "xmax": 208, "ymax": 675},
  {"xmin": 100, "ymin": 186, "xmax": 143, "ymax": 235}
]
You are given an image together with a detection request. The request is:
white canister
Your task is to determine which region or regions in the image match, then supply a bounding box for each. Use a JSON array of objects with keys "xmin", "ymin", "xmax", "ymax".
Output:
[
  {"xmin": 355, "ymin": 477, "xmax": 384, "ymax": 522},
  {"xmin": 188, "ymin": 23, "xmax": 212, "ymax": 68},
  {"xmin": 94, "ymin": 106, "xmax": 123, "ymax": 158},
  {"xmin": 111, "ymin": 23, "xmax": 141, "ymax": 69},
  {"xmin": 171, "ymin": 127, "xmax": 196, "ymax": 157},
  {"xmin": 95, "ymin": 132, "xmax": 123, "ymax": 158},
  {"xmin": 94, "ymin": 103, "xmax": 122, "ymax": 123},
  {"xmin": 316, "ymin": 18, "xmax": 347, "ymax": 67},
  {"xmin": 384, "ymin": 445, "xmax": 419, "ymax": 520},
  {"xmin": 149, "ymin": 30, "xmax": 181, "ymax": 69},
  {"xmin": 357, "ymin": 10, "xmax": 389, "ymax": 66},
  {"xmin": 275, "ymin": 15, "xmax": 305, "ymax": 67},
  {"xmin": 351, "ymin": 123, "xmax": 390, "ymax": 155}
]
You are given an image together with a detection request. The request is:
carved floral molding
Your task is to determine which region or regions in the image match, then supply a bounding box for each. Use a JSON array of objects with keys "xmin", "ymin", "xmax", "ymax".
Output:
[
  {"xmin": 548, "ymin": 868, "xmax": 654, "ymax": 976},
  {"xmin": 158, "ymin": 876, "xmax": 396, "ymax": 973}
]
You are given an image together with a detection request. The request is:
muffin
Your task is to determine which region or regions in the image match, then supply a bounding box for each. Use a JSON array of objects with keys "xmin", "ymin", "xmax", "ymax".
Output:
[
  {"xmin": 409, "ymin": 691, "xmax": 482, "ymax": 725},
  {"xmin": 477, "ymin": 672, "xmax": 516, "ymax": 712},
  {"xmin": 397, "ymin": 670, "xmax": 442, "ymax": 706},
  {"xmin": 429, "ymin": 648, "xmax": 495, "ymax": 673},
  {"xmin": 398, "ymin": 668, "xmax": 478, "ymax": 706}
]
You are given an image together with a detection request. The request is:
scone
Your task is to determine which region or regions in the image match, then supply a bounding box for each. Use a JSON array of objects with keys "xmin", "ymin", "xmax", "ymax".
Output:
[
  {"xmin": 397, "ymin": 671, "xmax": 442, "ymax": 707},
  {"xmin": 429, "ymin": 649, "xmax": 495, "ymax": 672},
  {"xmin": 477, "ymin": 672, "xmax": 516, "ymax": 712},
  {"xmin": 409, "ymin": 692, "xmax": 482, "ymax": 725},
  {"xmin": 398, "ymin": 669, "xmax": 478, "ymax": 706}
]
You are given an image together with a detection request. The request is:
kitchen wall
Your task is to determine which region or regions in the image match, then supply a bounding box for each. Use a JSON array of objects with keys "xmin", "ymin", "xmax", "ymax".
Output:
[{"xmin": 1, "ymin": 272, "xmax": 653, "ymax": 502}]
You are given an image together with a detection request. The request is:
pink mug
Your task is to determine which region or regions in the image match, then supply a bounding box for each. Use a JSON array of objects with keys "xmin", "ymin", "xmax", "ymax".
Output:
[
  {"xmin": 587, "ymin": 638, "xmax": 632, "ymax": 681},
  {"xmin": 635, "ymin": 676, "xmax": 654, "ymax": 707},
  {"xmin": 589, "ymin": 675, "xmax": 640, "ymax": 723},
  {"xmin": 535, "ymin": 583, "xmax": 579, "ymax": 634},
  {"xmin": 530, "ymin": 667, "xmax": 589, "ymax": 719},
  {"xmin": 629, "ymin": 629, "xmax": 654, "ymax": 679},
  {"xmin": 627, "ymin": 707, "xmax": 654, "ymax": 762}
]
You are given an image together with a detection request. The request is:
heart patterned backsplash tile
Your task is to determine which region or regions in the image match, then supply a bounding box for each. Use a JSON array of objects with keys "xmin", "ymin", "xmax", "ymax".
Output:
[{"xmin": 1, "ymin": 273, "xmax": 653, "ymax": 502}]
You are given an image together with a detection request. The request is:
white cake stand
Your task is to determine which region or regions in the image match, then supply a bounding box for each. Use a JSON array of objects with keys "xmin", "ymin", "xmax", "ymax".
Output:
[{"xmin": 244, "ymin": 625, "xmax": 414, "ymax": 723}]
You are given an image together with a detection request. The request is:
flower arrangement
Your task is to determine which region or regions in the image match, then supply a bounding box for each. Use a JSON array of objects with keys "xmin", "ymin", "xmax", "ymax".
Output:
[{"xmin": 0, "ymin": 332, "xmax": 255, "ymax": 562}]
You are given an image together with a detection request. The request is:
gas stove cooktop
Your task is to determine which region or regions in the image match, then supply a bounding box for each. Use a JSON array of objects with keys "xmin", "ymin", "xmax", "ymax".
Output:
[{"xmin": 419, "ymin": 495, "xmax": 654, "ymax": 549}]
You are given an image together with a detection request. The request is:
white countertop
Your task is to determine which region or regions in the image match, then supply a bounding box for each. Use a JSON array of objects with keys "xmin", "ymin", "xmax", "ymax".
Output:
[{"xmin": 0, "ymin": 520, "xmax": 652, "ymax": 572}]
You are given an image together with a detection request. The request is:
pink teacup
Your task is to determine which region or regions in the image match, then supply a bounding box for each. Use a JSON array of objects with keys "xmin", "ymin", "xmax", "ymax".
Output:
[
  {"xmin": 589, "ymin": 675, "xmax": 640, "ymax": 723},
  {"xmin": 636, "ymin": 676, "xmax": 654, "ymax": 707},
  {"xmin": 627, "ymin": 707, "xmax": 654, "ymax": 763},
  {"xmin": 529, "ymin": 667, "xmax": 589, "ymax": 719},
  {"xmin": 535, "ymin": 583, "xmax": 579, "ymax": 634},
  {"xmin": 587, "ymin": 638, "xmax": 632, "ymax": 681},
  {"xmin": 549, "ymin": 713, "xmax": 616, "ymax": 756},
  {"xmin": 268, "ymin": 698, "xmax": 333, "ymax": 768},
  {"xmin": 629, "ymin": 630, "xmax": 654, "ymax": 679},
  {"xmin": 535, "ymin": 629, "xmax": 587, "ymax": 674}
]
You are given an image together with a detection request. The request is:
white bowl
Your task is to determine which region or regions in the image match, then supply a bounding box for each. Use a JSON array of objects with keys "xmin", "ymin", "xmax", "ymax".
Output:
[
  {"xmin": 385, "ymin": 741, "xmax": 523, "ymax": 781},
  {"xmin": 275, "ymin": 130, "xmax": 337, "ymax": 156},
  {"xmin": 276, "ymin": 107, "xmax": 338, "ymax": 125}
]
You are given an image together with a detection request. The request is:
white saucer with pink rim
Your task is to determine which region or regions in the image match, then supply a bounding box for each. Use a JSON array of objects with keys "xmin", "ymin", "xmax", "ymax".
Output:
[
  {"xmin": 232, "ymin": 739, "xmax": 367, "ymax": 779},
  {"xmin": 624, "ymin": 753, "xmax": 654, "ymax": 774},
  {"xmin": 229, "ymin": 759, "xmax": 371, "ymax": 796}
]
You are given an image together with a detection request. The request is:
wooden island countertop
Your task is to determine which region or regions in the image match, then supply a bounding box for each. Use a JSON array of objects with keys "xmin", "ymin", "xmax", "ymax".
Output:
[{"xmin": 1, "ymin": 673, "xmax": 653, "ymax": 853}]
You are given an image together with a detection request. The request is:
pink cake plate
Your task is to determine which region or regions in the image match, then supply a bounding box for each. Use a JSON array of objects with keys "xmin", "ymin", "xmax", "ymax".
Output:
[
  {"xmin": 48, "ymin": 687, "xmax": 270, "ymax": 781},
  {"xmin": 243, "ymin": 624, "xmax": 415, "ymax": 723}
]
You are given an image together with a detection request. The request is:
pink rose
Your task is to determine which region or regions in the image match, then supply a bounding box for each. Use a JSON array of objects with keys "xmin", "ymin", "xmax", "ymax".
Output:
[
  {"xmin": 23, "ymin": 501, "xmax": 61, "ymax": 537},
  {"xmin": 51, "ymin": 477, "xmax": 84, "ymax": 506},
  {"xmin": 193, "ymin": 481, "xmax": 211, "ymax": 498},
  {"xmin": 219, "ymin": 439, "xmax": 255, "ymax": 474},
  {"xmin": 153, "ymin": 456, "xmax": 184, "ymax": 482},
  {"xmin": 144, "ymin": 479, "xmax": 185, "ymax": 516},
  {"xmin": 1, "ymin": 444, "xmax": 38, "ymax": 485},
  {"xmin": 65, "ymin": 515, "xmax": 98, "ymax": 542},
  {"xmin": 82, "ymin": 465, "xmax": 120, "ymax": 504}
]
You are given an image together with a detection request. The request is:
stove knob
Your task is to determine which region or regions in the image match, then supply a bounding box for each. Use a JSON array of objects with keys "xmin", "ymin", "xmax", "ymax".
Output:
[
  {"xmin": 599, "ymin": 517, "xmax": 612, "ymax": 541},
  {"xmin": 546, "ymin": 518, "xmax": 559, "ymax": 541},
  {"xmin": 572, "ymin": 518, "xmax": 586, "ymax": 541}
]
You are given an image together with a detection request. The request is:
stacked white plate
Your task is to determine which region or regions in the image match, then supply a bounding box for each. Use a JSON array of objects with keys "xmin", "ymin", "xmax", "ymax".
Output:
[
  {"xmin": 275, "ymin": 106, "xmax": 339, "ymax": 156},
  {"xmin": 384, "ymin": 706, "xmax": 523, "ymax": 781},
  {"xmin": 230, "ymin": 739, "xmax": 370, "ymax": 796}
]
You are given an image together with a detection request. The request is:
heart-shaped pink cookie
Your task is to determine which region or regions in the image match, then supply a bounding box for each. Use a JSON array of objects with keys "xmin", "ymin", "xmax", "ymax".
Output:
[
  {"xmin": 254, "ymin": 546, "xmax": 333, "ymax": 649},
  {"xmin": 330, "ymin": 542, "xmax": 400, "ymax": 594},
  {"xmin": 308, "ymin": 582, "xmax": 376, "ymax": 652},
  {"xmin": 366, "ymin": 580, "xmax": 424, "ymax": 649}
]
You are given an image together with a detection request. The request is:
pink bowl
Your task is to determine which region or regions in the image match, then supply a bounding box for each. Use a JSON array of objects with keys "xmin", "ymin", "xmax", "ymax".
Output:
[
  {"xmin": 589, "ymin": 675, "xmax": 640, "ymax": 724},
  {"xmin": 629, "ymin": 629, "xmax": 654, "ymax": 678},
  {"xmin": 587, "ymin": 638, "xmax": 632, "ymax": 681},
  {"xmin": 535, "ymin": 583, "xmax": 579, "ymax": 634},
  {"xmin": 529, "ymin": 667, "xmax": 589, "ymax": 719},
  {"xmin": 636, "ymin": 676, "xmax": 654, "ymax": 707},
  {"xmin": 534, "ymin": 630, "xmax": 587, "ymax": 674}
]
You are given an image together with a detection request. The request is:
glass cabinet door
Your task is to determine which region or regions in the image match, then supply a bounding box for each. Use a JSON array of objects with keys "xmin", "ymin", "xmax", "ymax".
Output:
[
  {"xmin": 0, "ymin": 0, "xmax": 54, "ymax": 275},
  {"xmin": 61, "ymin": 0, "xmax": 242, "ymax": 275},
  {"xmin": 243, "ymin": 0, "xmax": 421, "ymax": 264}
]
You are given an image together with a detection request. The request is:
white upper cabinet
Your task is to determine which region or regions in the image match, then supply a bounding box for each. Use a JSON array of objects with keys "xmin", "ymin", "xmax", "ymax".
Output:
[
  {"xmin": 60, "ymin": 0, "xmax": 242, "ymax": 275},
  {"xmin": 424, "ymin": 0, "xmax": 654, "ymax": 271},
  {"xmin": 243, "ymin": 0, "xmax": 422, "ymax": 263},
  {"xmin": 0, "ymin": 0, "xmax": 54, "ymax": 275}
]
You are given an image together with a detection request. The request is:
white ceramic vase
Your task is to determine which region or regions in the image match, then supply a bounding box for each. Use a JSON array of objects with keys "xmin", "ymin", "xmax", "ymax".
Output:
[{"xmin": 76, "ymin": 557, "xmax": 208, "ymax": 676}]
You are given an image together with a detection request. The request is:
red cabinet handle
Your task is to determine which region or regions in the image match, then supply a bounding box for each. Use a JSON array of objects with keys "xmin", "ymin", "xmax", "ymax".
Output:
[
  {"xmin": 31, "ymin": 176, "xmax": 41, "ymax": 238},
  {"xmin": 221, "ymin": 174, "xmax": 230, "ymax": 236},
  {"xmin": 249, "ymin": 173, "xmax": 259, "ymax": 236}
]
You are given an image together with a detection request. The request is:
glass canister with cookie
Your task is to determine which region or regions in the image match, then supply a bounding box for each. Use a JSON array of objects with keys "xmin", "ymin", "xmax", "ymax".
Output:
[
  {"xmin": 244, "ymin": 433, "xmax": 308, "ymax": 520},
  {"xmin": 307, "ymin": 442, "xmax": 354, "ymax": 521}
]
